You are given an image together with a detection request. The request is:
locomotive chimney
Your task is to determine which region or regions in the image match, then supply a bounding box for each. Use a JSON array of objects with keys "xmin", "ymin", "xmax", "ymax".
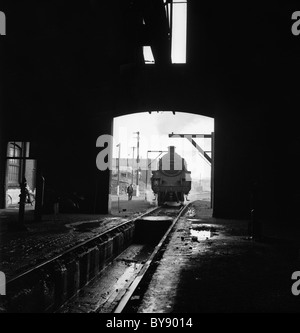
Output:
[
  {"xmin": 168, "ymin": 146, "xmax": 175, "ymax": 155},
  {"xmin": 169, "ymin": 146, "xmax": 175, "ymax": 171},
  {"xmin": 168, "ymin": 146, "xmax": 183, "ymax": 171}
]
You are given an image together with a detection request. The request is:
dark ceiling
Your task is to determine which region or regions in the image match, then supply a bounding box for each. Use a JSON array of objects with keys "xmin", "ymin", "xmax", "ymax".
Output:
[{"xmin": 1, "ymin": 1, "xmax": 300, "ymax": 122}]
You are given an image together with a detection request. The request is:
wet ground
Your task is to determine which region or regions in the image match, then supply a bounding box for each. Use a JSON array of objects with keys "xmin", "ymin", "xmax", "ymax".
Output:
[
  {"xmin": 0, "ymin": 198, "xmax": 153, "ymax": 281},
  {"xmin": 134, "ymin": 201, "xmax": 300, "ymax": 313},
  {"xmin": 58, "ymin": 244, "xmax": 155, "ymax": 313},
  {"xmin": 1, "ymin": 198, "xmax": 300, "ymax": 313}
]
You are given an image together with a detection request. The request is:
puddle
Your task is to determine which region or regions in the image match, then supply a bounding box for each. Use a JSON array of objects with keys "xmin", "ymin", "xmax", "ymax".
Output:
[
  {"xmin": 113, "ymin": 262, "xmax": 142, "ymax": 292},
  {"xmin": 190, "ymin": 224, "xmax": 218, "ymax": 241},
  {"xmin": 191, "ymin": 229, "xmax": 212, "ymax": 241},
  {"xmin": 73, "ymin": 221, "xmax": 101, "ymax": 231}
]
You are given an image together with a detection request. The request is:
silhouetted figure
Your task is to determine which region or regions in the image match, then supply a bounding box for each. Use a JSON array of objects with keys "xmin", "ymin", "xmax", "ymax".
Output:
[
  {"xmin": 19, "ymin": 177, "xmax": 32, "ymax": 205},
  {"xmin": 127, "ymin": 184, "xmax": 133, "ymax": 200}
]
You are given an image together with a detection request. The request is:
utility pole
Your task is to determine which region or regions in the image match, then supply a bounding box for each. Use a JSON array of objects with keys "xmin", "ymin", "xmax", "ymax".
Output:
[
  {"xmin": 18, "ymin": 142, "xmax": 27, "ymax": 230},
  {"xmin": 131, "ymin": 146, "xmax": 135, "ymax": 186},
  {"xmin": 116, "ymin": 143, "xmax": 121, "ymax": 196},
  {"xmin": 133, "ymin": 132, "xmax": 140, "ymax": 197},
  {"xmin": 145, "ymin": 150, "xmax": 149, "ymax": 201},
  {"xmin": 116, "ymin": 143, "xmax": 121, "ymax": 212}
]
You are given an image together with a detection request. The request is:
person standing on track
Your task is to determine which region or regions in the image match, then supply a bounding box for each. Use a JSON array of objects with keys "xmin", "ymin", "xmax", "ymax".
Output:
[{"xmin": 127, "ymin": 184, "xmax": 133, "ymax": 201}]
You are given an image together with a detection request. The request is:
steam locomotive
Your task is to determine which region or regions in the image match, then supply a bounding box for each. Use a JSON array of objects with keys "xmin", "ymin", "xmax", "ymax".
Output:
[{"xmin": 151, "ymin": 146, "xmax": 191, "ymax": 206}]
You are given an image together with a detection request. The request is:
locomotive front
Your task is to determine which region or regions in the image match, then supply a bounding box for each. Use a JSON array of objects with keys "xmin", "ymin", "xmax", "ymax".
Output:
[{"xmin": 151, "ymin": 146, "xmax": 191, "ymax": 206}]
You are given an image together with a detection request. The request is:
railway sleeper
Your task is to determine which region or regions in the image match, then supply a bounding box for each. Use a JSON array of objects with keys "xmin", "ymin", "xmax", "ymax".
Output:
[{"xmin": 1, "ymin": 222, "xmax": 136, "ymax": 313}]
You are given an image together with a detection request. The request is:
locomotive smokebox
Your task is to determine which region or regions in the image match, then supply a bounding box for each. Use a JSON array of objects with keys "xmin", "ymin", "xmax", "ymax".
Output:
[{"xmin": 151, "ymin": 146, "xmax": 192, "ymax": 206}]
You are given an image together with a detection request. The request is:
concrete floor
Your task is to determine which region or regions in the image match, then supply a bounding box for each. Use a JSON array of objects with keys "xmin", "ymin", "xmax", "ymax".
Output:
[
  {"xmin": 133, "ymin": 201, "xmax": 300, "ymax": 313},
  {"xmin": 1, "ymin": 198, "xmax": 300, "ymax": 313},
  {"xmin": 0, "ymin": 197, "xmax": 153, "ymax": 280}
]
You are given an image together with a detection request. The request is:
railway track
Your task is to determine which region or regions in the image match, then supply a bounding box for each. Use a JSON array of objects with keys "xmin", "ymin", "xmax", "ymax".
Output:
[
  {"xmin": 1, "ymin": 203, "xmax": 191, "ymax": 313},
  {"xmin": 58, "ymin": 203, "xmax": 190, "ymax": 313},
  {"xmin": 114, "ymin": 204, "xmax": 189, "ymax": 313}
]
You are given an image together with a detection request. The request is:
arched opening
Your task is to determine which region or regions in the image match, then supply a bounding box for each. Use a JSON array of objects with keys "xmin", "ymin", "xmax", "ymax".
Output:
[{"xmin": 109, "ymin": 111, "xmax": 214, "ymax": 215}]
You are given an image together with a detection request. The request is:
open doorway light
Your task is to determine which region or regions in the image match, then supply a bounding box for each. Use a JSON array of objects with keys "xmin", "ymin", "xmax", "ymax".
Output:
[
  {"xmin": 111, "ymin": 111, "xmax": 214, "ymax": 213},
  {"xmin": 143, "ymin": 0, "xmax": 187, "ymax": 64}
]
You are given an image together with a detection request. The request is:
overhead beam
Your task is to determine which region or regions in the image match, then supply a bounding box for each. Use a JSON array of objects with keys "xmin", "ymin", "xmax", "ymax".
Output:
[
  {"xmin": 168, "ymin": 132, "xmax": 212, "ymax": 164},
  {"xmin": 169, "ymin": 133, "xmax": 212, "ymax": 138}
]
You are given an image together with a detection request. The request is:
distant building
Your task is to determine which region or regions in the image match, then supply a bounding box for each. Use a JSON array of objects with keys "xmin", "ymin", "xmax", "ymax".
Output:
[{"xmin": 112, "ymin": 157, "xmax": 154, "ymax": 184}]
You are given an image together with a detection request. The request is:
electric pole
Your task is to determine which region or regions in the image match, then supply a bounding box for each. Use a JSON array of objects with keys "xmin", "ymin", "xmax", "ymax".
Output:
[
  {"xmin": 116, "ymin": 143, "xmax": 121, "ymax": 212},
  {"xmin": 131, "ymin": 146, "xmax": 135, "ymax": 186},
  {"xmin": 116, "ymin": 143, "xmax": 121, "ymax": 196},
  {"xmin": 133, "ymin": 132, "xmax": 140, "ymax": 197}
]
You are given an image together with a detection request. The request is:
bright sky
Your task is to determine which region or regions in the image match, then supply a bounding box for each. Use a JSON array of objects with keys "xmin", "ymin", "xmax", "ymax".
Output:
[
  {"xmin": 172, "ymin": 1, "xmax": 187, "ymax": 63},
  {"xmin": 113, "ymin": 112, "xmax": 214, "ymax": 180},
  {"xmin": 144, "ymin": 0, "xmax": 187, "ymax": 64}
]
